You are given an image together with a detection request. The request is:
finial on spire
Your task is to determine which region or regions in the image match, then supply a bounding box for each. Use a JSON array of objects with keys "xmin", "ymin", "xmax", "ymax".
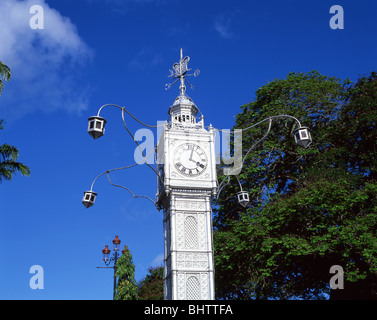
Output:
[{"xmin": 165, "ymin": 49, "xmax": 200, "ymax": 94}]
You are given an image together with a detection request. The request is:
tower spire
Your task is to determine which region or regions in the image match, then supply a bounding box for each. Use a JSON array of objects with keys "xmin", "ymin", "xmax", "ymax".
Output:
[
  {"xmin": 166, "ymin": 50, "xmax": 203, "ymax": 128},
  {"xmin": 165, "ymin": 49, "xmax": 200, "ymax": 95}
]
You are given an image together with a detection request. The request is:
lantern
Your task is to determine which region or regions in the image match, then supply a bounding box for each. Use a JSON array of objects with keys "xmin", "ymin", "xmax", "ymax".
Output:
[
  {"xmin": 88, "ymin": 116, "xmax": 107, "ymax": 140},
  {"xmin": 112, "ymin": 235, "xmax": 121, "ymax": 252},
  {"xmin": 102, "ymin": 245, "xmax": 111, "ymax": 262},
  {"xmin": 294, "ymin": 126, "xmax": 312, "ymax": 148},
  {"xmin": 237, "ymin": 191, "xmax": 250, "ymax": 208},
  {"xmin": 82, "ymin": 190, "xmax": 97, "ymax": 208}
]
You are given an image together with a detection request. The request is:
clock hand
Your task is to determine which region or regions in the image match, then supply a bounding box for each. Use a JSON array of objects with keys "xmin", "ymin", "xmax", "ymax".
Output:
[
  {"xmin": 196, "ymin": 162, "xmax": 205, "ymax": 168},
  {"xmin": 189, "ymin": 145, "xmax": 195, "ymax": 162}
]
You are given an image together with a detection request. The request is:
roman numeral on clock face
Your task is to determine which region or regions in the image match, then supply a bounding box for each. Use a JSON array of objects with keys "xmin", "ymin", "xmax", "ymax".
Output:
[{"xmin": 173, "ymin": 143, "xmax": 208, "ymax": 177}]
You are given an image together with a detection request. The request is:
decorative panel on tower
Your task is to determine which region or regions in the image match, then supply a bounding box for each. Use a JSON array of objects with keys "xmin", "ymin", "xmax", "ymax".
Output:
[{"xmin": 184, "ymin": 215, "xmax": 198, "ymax": 249}]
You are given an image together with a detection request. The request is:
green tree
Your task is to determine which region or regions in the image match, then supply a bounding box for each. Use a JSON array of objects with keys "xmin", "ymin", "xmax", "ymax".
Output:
[
  {"xmin": 214, "ymin": 71, "xmax": 377, "ymax": 299},
  {"xmin": 0, "ymin": 61, "xmax": 11, "ymax": 95},
  {"xmin": 0, "ymin": 120, "xmax": 31, "ymax": 182},
  {"xmin": 0, "ymin": 62, "xmax": 30, "ymax": 182},
  {"xmin": 114, "ymin": 245, "xmax": 138, "ymax": 300},
  {"xmin": 137, "ymin": 266, "xmax": 164, "ymax": 300}
]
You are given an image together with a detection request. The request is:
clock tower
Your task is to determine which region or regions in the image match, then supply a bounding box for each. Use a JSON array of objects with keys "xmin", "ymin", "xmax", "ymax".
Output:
[{"xmin": 156, "ymin": 50, "xmax": 217, "ymax": 300}]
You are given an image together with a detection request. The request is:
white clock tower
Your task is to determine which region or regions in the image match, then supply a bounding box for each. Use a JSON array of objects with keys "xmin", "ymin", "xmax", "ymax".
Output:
[{"xmin": 156, "ymin": 50, "xmax": 217, "ymax": 300}]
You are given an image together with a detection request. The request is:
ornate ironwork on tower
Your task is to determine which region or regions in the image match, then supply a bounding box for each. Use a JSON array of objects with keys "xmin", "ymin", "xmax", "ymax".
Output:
[{"xmin": 156, "ymin": 49, "xmax": 217, "ymax": 300}]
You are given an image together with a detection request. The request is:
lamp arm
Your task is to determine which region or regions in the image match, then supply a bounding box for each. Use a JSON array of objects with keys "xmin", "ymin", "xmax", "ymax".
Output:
[
  {"xmin": 122, "ymin": 107, "xmax": 165, "ymax": 129},
  {"xmin": 89, "ymin": 171, "xmax": 107, "ymax": 192},
  {"xmin": 93, "ymin": 104, "xmax": 164, "ymax": 184},
  {"xmin": 214, "ymin": 114, "xmax": 302, "ymax": 174},
  {"xmin": 88, "ymin": 145, "xmax": 157, "ymax": 191},
  {"xmin": 235, "ymin": 175, "xmax": 243, "ymax": 192},
  {"xmin": 106, "ymin": 171, "xmax": 156, "ymax": 205},
  {"xmin": 121, "ymin": 109, "xmax": 163, "ymax": 183},
  {"xmin": 213, "ymin": 114, "xmax": 301, "ymax": 132},
  {"xmin": 234, "ymin": 114, "xmax": 301, "ymax": 132},
  {"xmin": 96, "ymin": 103, "xmax": 123, "ymax": 116},
  {"xmin": 240, "ymin": 116, "xmax": 272, "ymax": 169},
  {"xmin": 97, "ymin": 103, "xmax": 164, "ymax": 129},
  {"xmin": 270, "ymin": 114, "xmax": 302, "ymax": 128},
  {"xmin": 216, "ymin": 175, "xmax": 230, "ymax": 200}
]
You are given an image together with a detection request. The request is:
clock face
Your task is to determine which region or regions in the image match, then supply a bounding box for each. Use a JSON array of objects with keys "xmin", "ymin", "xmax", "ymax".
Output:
[{"xmin": 173, "ymin": 143, "xmax": 208, "ymax": 177}]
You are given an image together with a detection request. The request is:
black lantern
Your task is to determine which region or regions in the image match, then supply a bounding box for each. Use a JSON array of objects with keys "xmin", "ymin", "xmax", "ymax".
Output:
[
  {"xmin": 294, "ymin": 126, "xmax": 312, "ymax": 148},
  {"xmin": 237, "ymin": 191, "xmax": 250, "ymax": 208},
  {"xmin": 82, "ymin": 190, "xmax": 97, "ymax": 208},
  {"xmin": 88, "ymin": 116, "xmax": 107, "ymax": 140}
]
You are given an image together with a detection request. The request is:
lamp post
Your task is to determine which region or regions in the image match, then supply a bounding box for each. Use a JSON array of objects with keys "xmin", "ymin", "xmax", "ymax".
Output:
[{"xmin": 97, "ymin": 235, "xmax": 123, "ymax": 300}]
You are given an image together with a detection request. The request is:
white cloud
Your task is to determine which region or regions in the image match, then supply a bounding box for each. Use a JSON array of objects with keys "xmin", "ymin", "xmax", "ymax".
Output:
[
  {"xmin": 0, "ymin": 0, "xmax": 93, "ymax": 121},
  {"xmin": 214, "ymin": 13, "xmax": 237, "ymax": 39},
  {"xmin": 150, "ymin": 253, "xmax": 164, "ymax": 267}
]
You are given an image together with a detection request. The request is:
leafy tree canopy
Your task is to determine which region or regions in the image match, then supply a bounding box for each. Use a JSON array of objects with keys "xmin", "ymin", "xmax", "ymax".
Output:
[
  {"xmin": 137, "ymin": 266, "xmax": 164, "ymax": 300},
  {"xmin": 213, "ymin": 71, "xmax": 377, "ymax": 300}
]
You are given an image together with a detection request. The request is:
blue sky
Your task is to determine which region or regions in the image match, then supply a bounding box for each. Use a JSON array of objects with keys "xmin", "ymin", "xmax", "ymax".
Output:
[{"xmin": 0, "ymin": 0, "xmax": 376, "ymax": 299}]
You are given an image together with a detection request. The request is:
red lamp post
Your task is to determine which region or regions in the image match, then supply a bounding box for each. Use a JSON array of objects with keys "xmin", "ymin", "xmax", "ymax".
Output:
[{"xmin": 97, "ymin": 235, "xmax": 122, "ymax": 299}]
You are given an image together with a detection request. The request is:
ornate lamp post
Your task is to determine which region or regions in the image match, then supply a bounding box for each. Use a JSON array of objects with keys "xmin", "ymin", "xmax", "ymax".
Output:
[{"xmin": 97, "ymin": 235, "xmax": 123, "ymax": 299}]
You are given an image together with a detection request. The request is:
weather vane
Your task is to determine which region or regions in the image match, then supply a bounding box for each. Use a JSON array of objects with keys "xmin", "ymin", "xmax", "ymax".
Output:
[{"xmin": 165, "ymin": 48, "xmax": 200, "ymax": 94}]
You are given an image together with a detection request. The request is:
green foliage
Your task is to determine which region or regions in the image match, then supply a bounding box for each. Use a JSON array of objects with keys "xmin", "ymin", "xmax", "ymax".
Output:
[
  {"xmin": 215, "ymin": 71, "xmax": 349, "ymax": 228},
  {"xmin": 0, "ymin": 61, "xmax": 11, "ymax": 95},
  {"xmin": 214, "ymin": 70, "xmax": 377, "ymax": 299},
  {"xmin": 0, "ymin": 62, "xmax": 30, "ymax": 183},
  {"xmin": 0, "ymin": 132, "xmax": 31, "ymax": 182},
  {"xmin": 114, "ymin": 246, "xmax": 138, "ymax": 300},
  {"xmin": 137, "ymin": 266, "xmax": 164, "ymax": 300}
]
